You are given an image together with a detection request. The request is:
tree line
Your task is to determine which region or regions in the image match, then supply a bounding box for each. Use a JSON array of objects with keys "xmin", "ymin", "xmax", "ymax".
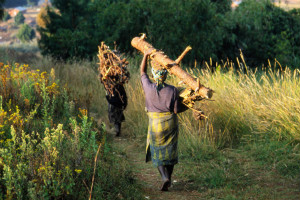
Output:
[{"xmin": 2, "ymin": 0, "xmax": 300, "ymax": 68}]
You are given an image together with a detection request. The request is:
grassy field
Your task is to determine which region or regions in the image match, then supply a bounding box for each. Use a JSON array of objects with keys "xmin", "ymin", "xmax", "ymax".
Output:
[{"xmin": 1, "ymin": 44, "xmax": 299, "ymax": 199}]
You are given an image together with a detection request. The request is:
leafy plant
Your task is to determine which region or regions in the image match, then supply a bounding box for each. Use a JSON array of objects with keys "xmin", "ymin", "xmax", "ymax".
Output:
[
  {"xmin": 14, "ymin": 12, "xmax": 25, "ymax": 25},
  {"xmin": 17, "ymin": 24, "xmax": 36, "ymax": 43}
]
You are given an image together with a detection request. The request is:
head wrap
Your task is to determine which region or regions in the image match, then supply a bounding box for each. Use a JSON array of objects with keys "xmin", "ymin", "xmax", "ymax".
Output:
[{"xmin": 151, "ymin": 68, "xmax": 168, "ymax": 91}]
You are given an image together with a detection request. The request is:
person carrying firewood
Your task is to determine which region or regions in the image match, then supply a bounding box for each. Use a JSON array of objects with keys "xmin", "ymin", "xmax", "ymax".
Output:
[
  {"xmin": 105, "ymin": 84, "xmax": 127, "ymax": 137},
  {"xmin": 97, "ymin": 43, "xmax": 129, "ymax": 137},
  {"xmin": 140, "ymin": 49, "xmax": 200, "ymax": 191}
]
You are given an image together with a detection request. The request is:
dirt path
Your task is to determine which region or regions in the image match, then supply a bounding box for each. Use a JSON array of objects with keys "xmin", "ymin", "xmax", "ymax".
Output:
[{"xmin": 113, "ymin": 136, "xmax": 203, "ymax": 200}]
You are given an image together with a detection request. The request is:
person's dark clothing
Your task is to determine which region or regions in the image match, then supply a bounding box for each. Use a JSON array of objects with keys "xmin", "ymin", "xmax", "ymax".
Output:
[
  {"xmin": 106, "ymin": 85, "xmax": 127, "ymax": 128},
  {"xmin": 106, "ymin": 84, "xmax": 127, "ymax": 109},
  {"xmin": 108, "ymin": 104, "xmax": 125, "ymax": 124}
]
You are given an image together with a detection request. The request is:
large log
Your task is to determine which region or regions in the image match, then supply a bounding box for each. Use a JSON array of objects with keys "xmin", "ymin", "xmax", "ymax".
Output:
[{"xmin": 131, "ymin": 36, "xmax": 213, "ymax": 99}]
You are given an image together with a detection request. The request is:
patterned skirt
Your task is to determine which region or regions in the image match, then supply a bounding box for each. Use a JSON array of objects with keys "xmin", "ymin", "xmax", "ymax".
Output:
[{"xmin": 146, "ymin": 112, "xmax": 179, "ymax": 167}]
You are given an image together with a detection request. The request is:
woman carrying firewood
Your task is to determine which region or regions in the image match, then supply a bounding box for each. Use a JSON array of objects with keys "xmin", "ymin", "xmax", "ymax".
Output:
[{"xmin": 140, "ymin": 49, "xmax": 190, "ymax": 191}]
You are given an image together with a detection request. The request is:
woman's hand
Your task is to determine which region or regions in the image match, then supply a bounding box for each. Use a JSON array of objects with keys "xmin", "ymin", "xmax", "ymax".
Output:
[
  {"xmin": 192, "ymin": 110, "xmax": 206, "ymax": 120},
  {"xmin": 144, "ymin": 48, "xmax": 153, "ymax": 57}
]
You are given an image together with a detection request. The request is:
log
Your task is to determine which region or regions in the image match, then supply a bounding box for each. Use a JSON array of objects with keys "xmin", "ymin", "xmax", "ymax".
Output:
[{"xmin": 131, "ymin": 36, "xmax": 213, "ymax": 99}]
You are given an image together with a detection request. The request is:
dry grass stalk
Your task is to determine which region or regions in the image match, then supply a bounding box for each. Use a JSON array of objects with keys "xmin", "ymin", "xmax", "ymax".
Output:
[
  {"xmin": 89, "ymin": 143, "xmax": 102, "ymax": 200},
  {"xmin": 97, "ymin": 42, "xmax": 130, "ymax": 95}
]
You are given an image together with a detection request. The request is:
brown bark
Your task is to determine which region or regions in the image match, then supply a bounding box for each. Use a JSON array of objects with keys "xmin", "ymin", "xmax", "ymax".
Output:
[{"xmin": 131, "ymin": 36, "xmax": 213, "ymax": 99}]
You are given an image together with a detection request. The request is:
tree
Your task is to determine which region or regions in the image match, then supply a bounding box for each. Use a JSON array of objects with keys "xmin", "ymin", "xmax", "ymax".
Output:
[
  {"xmin": 14, "ymin": 12, "xmax": 25, "ymax": 25},
  {"xmin": 228, "ymin": 0, "xmax": 300, "ymax": 68},
  {"xmin": 38, "ymin": 0, "xmax": 97, "ymax": 60},
  {"xmin": 36, "ymin": 1, "xmax": 51, "ymax": 29},
  {"xmin": 39, "ymin": 0, "xmax": 230, "ymax": 62},
  {"xmin": 17, "ymin": 23, "xmax": 36, "ymax": 43}
]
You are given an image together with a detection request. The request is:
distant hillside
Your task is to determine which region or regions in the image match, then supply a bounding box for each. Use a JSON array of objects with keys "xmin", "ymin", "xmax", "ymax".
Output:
[
  {"xmin": 4, "ymin": 0, "xmax": 39, "ymax": 8},
  {"xmin": 275, "ymin": 0, "xmax": 300, "ymax": 9}
]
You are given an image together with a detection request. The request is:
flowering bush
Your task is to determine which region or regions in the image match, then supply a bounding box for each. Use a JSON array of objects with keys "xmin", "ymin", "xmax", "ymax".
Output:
[{"xmin": 0, "ymin": 63, "xmax": 104, "ymax": 199}]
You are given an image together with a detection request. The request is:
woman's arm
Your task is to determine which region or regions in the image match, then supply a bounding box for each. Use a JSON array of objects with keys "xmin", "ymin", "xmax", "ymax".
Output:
[
  {"xmin": 140, "ymin": 49, "xmax": 153, "ymax": 76},
  {"xmin": 176, "ymin": 102, "xmax": 189, "ymax": 114}
]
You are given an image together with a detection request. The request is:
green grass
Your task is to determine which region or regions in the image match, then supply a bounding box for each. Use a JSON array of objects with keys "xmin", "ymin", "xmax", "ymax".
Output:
[
  {"xmin": 0, "ymin": 43, "xmax": 40, "ymax": 64},
  {"xmin": 177, "ymin": 137, "xmax": 300, "ymax": 199}
]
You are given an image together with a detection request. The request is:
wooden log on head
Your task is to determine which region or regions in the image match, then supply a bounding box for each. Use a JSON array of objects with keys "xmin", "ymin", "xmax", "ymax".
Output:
[{"xmin": 131, "ymin": 36, "xmax": 213, "ymax": 99}]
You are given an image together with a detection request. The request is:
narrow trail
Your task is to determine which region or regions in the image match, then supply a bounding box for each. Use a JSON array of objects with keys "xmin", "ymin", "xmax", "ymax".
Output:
[{"xmin": 113, "ymin": 136, "xmax": 203, "ymax": 200}]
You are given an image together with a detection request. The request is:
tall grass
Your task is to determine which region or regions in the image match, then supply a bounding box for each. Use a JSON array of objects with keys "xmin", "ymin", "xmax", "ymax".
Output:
[
  {"xmin": 124, "ymin": 58, "xmax": 300, "ymax": 149},
  {"xmin": 36, "ymin": 53, "xmax": 300, "ymax": 147},
  {"xmin": 1, "ymin": 45, "xmax": 299, "ymax": 146},
  {"xmin": 0, "ymin": 43, "xmax": 40, "ymax": 64},
  {"xmin": 206, "ymin": 62, "xmax": 300, "ymax": 145}
]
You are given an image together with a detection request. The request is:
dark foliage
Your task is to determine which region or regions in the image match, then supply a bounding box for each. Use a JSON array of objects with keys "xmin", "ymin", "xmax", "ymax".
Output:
[
  {"xmin": 14, "ymin": 11, "xmax": 25, "ymax": 25},
  {"xmin": 39, "ymin": 0, "xmax": 230, "ymax": 62},
  {"xmin": 38, "ymin": 0, "xmax": 97, "ymax": 60},
  {"xmin": 17, "ymin": 23, "xmax": 36, "ymax": 42},
  {"xmin": 38, "ymin": 0, "xmax": 300, "ymax": 68},
  {"xmin": 226, "ymin": 0, "xmax": 300, "ymax": 68}
]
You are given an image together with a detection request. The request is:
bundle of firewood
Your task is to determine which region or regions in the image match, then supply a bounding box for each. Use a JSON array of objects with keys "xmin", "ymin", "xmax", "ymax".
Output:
[{"xmin": 97, "ymin": 42, "xmax": 130, "ymax": 96}]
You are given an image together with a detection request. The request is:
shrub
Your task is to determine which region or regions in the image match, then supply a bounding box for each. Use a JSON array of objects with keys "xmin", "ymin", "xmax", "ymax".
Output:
[
  {"xmin": 14, "ymin": 12, "xmax": 25, "ymax": 25},
  {"xmin": 17, "ymin": 24, "xmax": 36, "ymax": 43}
]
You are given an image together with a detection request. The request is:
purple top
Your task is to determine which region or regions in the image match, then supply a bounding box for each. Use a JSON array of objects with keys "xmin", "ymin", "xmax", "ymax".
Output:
[{"xmin": 141, "ymin": 73, "xmax": 178, "ymax": 113}]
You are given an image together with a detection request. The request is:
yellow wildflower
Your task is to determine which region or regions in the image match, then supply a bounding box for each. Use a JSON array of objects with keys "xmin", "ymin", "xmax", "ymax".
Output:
[
  {"xmin": 75, "ymin": 169, "xmax": 82, "ymax": 174},
  {"xmin": 79, "ymin": 108, "xmax": 88, "ymax": 117}
]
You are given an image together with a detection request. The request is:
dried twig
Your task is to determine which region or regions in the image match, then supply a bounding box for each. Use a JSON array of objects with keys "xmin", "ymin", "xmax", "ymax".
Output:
[{"xmin": 97, "ymin": 42, "xmax": 130, "ymax": 95}]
